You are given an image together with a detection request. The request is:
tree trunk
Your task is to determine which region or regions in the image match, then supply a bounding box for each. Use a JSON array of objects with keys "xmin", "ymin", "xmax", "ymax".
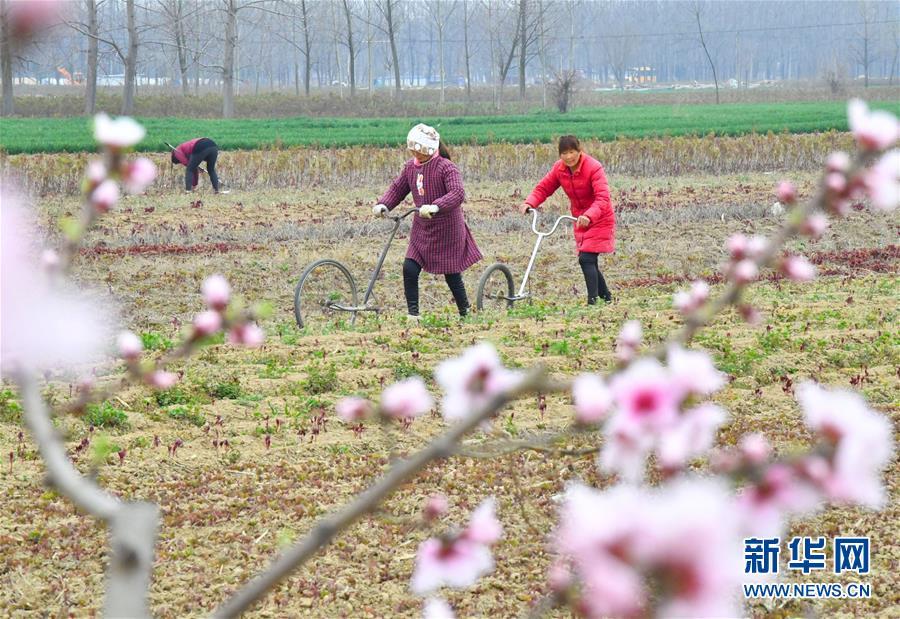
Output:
[
  {"xmin": 121, "ymin": 0, "xmax": 137, "ymax": 114},
  {"xmin": 463, "ymin": 0, "xmax": 471, "ymax": 102},
  {"xmin": 341, "ymin": 0, "xmax": 355, "ymax": 98},
  {"xmin": 0, "ymin": 0, "xmax": 12, "ymax": 116},
  {"xmin": 223, "ymin": 0, "xmax": 237, "ymax": 117},
  {"xmin": 366, "ymin": 2, "xmax": 373, "ymax": 98},
  {"xmin": 84, "ymin": 0, "xmax": 99, "ymax": 114},
  {"xmin": 694, "ymin": 6, "xmax": 719, "ymax": 104},
  {"xmin": 301, "ymin": 0, "xmax": 311, "ymax": 96},
  {"xmin": 385, "ymin": 0, "xmax": 401, "ymax": 97},
  {"xmin": 292, "ymin": 17, "xmax": 300, "ymax": 96},
  {"xmin": 437, "ymin": 4, "xmax": 445, "ymax": 105},
  {"xmin": 518, "ymin": 0, "xmax": 526, "ymax": 101},
  {"xmin": 174, "ymin": 0, "xmax": 189, "ymax": 97}
]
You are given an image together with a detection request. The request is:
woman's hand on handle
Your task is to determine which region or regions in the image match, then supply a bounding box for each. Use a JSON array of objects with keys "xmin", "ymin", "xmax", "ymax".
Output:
[
  {"xmin": 518, "ymin": 202, "xmax": 533, "ymax": 215},
  {"xmin": 576, "ymin": 215, "xmax": 590, "ymax": 229},
  {"xmin": 373, "ymin": 204, "xmax": 389, "ymax": 217}
]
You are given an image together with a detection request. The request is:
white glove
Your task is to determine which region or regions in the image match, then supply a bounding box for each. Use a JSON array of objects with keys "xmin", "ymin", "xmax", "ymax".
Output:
[
  {"xmin": 373, "ymin": 204, "xmax": 388, "ymax": 217},
  {"xmin": 420, "ymin": 204, "xmax": 439, "ymax": 219}
]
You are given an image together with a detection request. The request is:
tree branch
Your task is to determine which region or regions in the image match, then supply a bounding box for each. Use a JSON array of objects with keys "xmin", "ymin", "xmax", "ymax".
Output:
[
  {"xmin": 212, "ymin": 365, "xmax": 554, "ymax": 618},
  {"xmin": 17, "ymin": 372, "xmax": 160, "ymax": 618}
]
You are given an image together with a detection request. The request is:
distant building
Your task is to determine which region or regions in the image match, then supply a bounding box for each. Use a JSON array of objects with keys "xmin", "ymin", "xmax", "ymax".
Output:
[{"xmin": 625, "ymin": 66, "xmax": 657, "ymax": 85}]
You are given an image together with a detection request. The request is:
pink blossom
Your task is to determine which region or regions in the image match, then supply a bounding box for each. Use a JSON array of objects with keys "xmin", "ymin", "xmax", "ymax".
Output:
[
  {"xmin": 227, "ymin": 323, "xmax": 264, "ymax": 347},
  {"xmin": 117, "ymin": 331, "xmax": 143, "ymax": 360},
  {"xmin": 193, "ymin": 310, "xmax": 222, "ymax": 337},
  {"xmin": 657, "ymin": 403, "xmax": 726, "ymax": 471},
  {"xmin": 618, "ymin": 320, "xmax": 642, "ymax": 348},
  {"xmin": 825, "ymin": 171, "xmax": 847, "ymax": 195},
  {"xmin": 435, "ymin": 343, "xmax": 520, "ymax": 422},
  {"xmin": 93, "ymin": 113, "xmax": 146, "ymax": 149},
  {"xmin": 123, "ymin": 157, "xmax": 157, "ymax": 195},
  {"xmin": 1, "ymin": 194, "xmax": 113, "ymax": 375},
  {"xmin": 599, "ymin": 417, "xmax": 656, "ymax": 482},
  {"xmin": 690, "ymin": 279, "xmax": 710, "ymax": 304},
  {"xmin": 336, "ymin": 396, "xmax": 373, "ymax": 423},
  {"xmin": 423, "ymin": 494, "xmax": 449, "ymax": 521},
  {"xmin": 615, "ymin": 320, "xmax": 642, "ymax": 362},
  {"xmin": 610, "ymin": 358, "xmax": 681, "ymax": 431},
  {"xmin": 735, "ymin": 464, "xmax": 820, "ymax": 538},
  {"xmin": 423, "ymin": 598, "xmax": 455, "ymax": 619},
  {"xmin": 726, "ymin": 233, "xmax": 748, "ymax": 259},
  {"xmin": 800, "ymin": 212, "xmax": 829, "ymax": 239},
  {"xmin": 797, "ymin": 382, "xmax": 894, "ymax": 507},
  {"xmin": 410, "ymin": 537, "xmax": 494, "ymax": 594},
  {"xmin": 781, "ymin": 255, "xmax": 816, "ymax": 282},
  {"xmin": 572, "ymin": 373, "xmax": 613, "ymax": 424},
  {"xmin": 201, "ymin": 274, "xmax": 231, "ymax": 310},
  {"xmin": 826, "ymin": 151, "xmax": 850, "ymax": 173},
  {"xmin": 738, "ymin": 433, "xmax": 770, "ymax": 464},
  {"xmin": 673, "ymin": 290, "xmax": 693, "ymax": 313},
  {"xmin": 463, "ymin": 497, "xmax": 502, "ymax": 545},
  {"xmin": 746, "ymin": 235, "xmax": 768, "ymax": 259},
  {"xmin": 673, "ymin": 280, "xmax": 710, "ymax": 314},
  {"xmin": 775, "ymin": 180, "xmax": 797, "ymax": 204},
  {"xmin": 555, "ymin": 483, "xmax": 645, "ymax": 617},
  {"xmin": 548, "ymin": 562, "xmax": 573, "ymax": 592},
  {"xmin": 5, "ymin": 0, "xmax": 62, "ymax": 42},
  {"xmin": 381, "ymin": 377, "xmax": 434, "ymax": 419},
  {"xmin": 632, "ymin": 479, "xmax": 744, "ymax": 618},
  {"xmin": 148, "ymin": 371, "xmax": 178, "ymax": 389},
  {"xmin": 864, "ymin": 149, "xmax": 899, "ymax": 212},
  {"xmin": 666, "ymin": 345, "xmax": 725, "ymax": 397},
  {"xmin": 847, "ymin": 99, "xmax": 899, "ymax": 151},
  {"xmin": 731, "ymin": 259, "xmax": 758, "ymax": 284},
  {"xmin": 90, "ymin": 179, "xmax": 120, "ymax": 213},
  {"xmin": 86, "ymin": 160, "xmax": 107, "ymax": 185}
]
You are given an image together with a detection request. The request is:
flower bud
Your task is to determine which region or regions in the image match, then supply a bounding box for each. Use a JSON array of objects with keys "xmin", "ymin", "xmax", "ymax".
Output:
[
  {"xmin": 117, "ymin": 331, "xmax": 142, "ymax": 360},
  {"xmin": 775, "ymin": 180, "xmax": 797, "ymax": 205}
]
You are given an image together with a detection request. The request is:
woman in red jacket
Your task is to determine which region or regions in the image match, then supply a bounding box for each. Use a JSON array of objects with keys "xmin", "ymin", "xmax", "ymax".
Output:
[
  {"xmin": 519, "ymin": 135, "xmax": 616, "ymax": 304},
  {"xmin": 170, "ymin": 137, "xmax": 221, "ymax": 193}
]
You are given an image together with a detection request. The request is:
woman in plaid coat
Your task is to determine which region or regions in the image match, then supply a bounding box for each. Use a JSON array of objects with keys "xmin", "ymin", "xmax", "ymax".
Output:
[{"xmin": 374, "ymin": 124, "xmax": 483, "ymax": 319}]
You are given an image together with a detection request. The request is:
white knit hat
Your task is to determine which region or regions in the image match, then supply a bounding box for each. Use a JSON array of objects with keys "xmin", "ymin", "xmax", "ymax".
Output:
[{"xmin": 406, "ymin": 123, "xmax": 440, "ymax": 156}]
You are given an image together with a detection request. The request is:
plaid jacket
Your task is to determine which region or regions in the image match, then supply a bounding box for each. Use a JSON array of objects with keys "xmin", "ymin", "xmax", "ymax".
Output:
[{"xmin": 378, "ymin": 156, "xmax": 483, "ymax": 274}]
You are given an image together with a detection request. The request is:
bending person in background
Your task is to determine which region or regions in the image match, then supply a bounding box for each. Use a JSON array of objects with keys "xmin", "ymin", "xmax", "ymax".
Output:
[
  {"xmin": 373, "ymin": 123, "xmax": 483, "ymax": 321},
  {"xmin": 171, "ymin": 137, "xmax": 221, "ymax": 193},
  {"xmin": 520, "ymin": 135, "xmax": 616, "ymax": 305}
]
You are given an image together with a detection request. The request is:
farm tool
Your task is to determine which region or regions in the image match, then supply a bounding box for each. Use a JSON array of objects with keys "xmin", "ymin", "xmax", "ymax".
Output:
[
  {"xmin": 476, "ymin": 208, "xmax": 576, "ymax": 311},
  {"xmin": 293, "ymin": 207, "xmax": 419, "ymax": 330}
]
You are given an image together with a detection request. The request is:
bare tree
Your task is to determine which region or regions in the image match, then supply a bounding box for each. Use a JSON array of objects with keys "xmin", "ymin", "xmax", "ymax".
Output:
[
  {"xmin": 156, "ymin": 0, "xmax": 192, "ymax": 96},
  {"xmin": 84, "ymin": 0, "xmax": 100, "ymax": 113},
  {"xmin": 517, "ymin": 0, "xmax": 526, "ymax": 100},
  {"xmin": 693, "ymin": 1, "xmax": 720, "ymax": 104},
  {"xmin": 340, "ymin": 0, "xmax": 356, "ymax": 98},
  {"xmin": 462, "ymin": 0, "xmax": 473, "ymax": 101},
  {"xmin": 426, "ymin": 0, "xmax": 457, "ymax": 105},
  {"xmin": 122, "ymin": 0, "xmax": 138, "ymax": 114},
  {"xmin": 374, "ymin": 0, "xmax": 402, "ymax": 97},
  {"xmin": 851, "ymin": 0, "xmax": 877, "ymax": 88},
  {"xmin": 550, "ymin": 68, "xmax": 577, "ymax": 113},
  {"xmin": 485, "ymin": 0, "xmax": 519, "ymax": 109},
  {"xmin": 0, "ymin": 0, "xmax": 13, "ymax": 116}
]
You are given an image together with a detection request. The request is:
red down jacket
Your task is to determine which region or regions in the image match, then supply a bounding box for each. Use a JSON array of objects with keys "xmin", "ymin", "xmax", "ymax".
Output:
[{"xmin": 525, "ymin": 153, "xmax": 616, "ymax": 253}]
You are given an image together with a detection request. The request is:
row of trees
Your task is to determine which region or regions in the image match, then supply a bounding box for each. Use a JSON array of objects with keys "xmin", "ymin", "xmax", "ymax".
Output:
[{"xmin": 1, "ymin": 0, "xmax": 898, "ymax": 116}]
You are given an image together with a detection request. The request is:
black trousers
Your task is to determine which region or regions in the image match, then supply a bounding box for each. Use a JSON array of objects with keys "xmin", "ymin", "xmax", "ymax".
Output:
[
  {"xmin": 578, "ymin": 252, "xmax": 612, "ymax": 304},
  {"xmin": 186, "ymin": 138, "xmax": 219, "ymax": 191},
  {"xmin": 403, "ymin": 258, "xmax": 470, "ymax": 316}
]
